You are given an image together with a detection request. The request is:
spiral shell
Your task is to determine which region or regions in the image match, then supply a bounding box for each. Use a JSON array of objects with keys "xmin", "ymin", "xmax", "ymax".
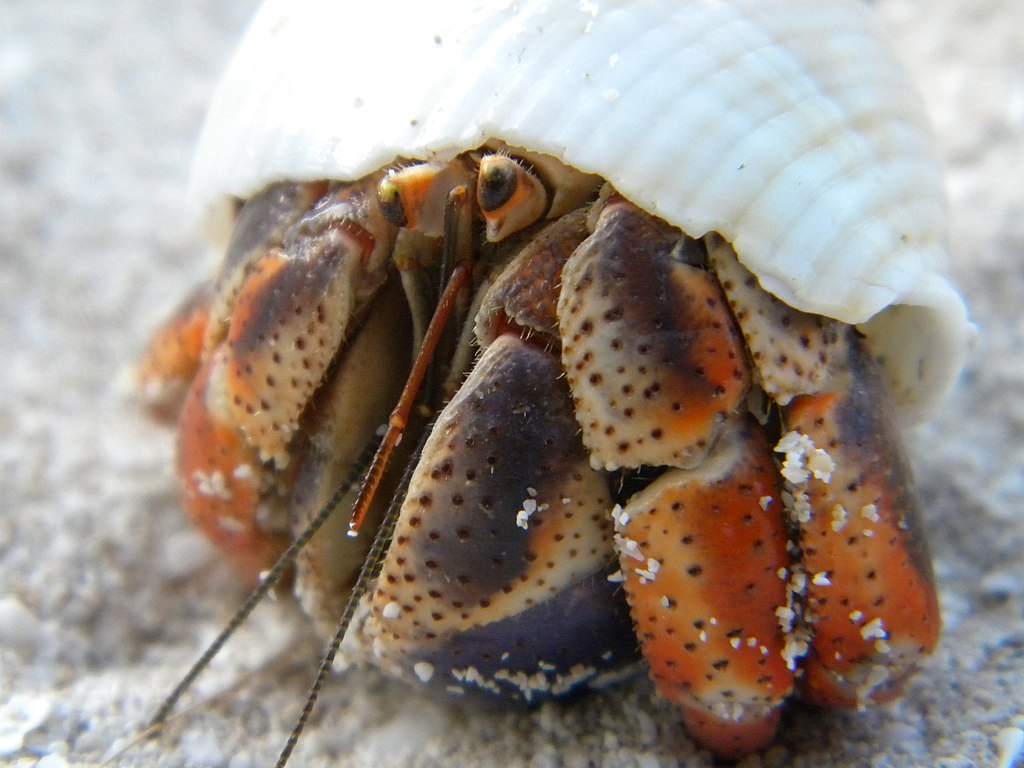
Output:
[{"xmin": 187, "ymin": 0, "xmax": 970, "ymax": 423}]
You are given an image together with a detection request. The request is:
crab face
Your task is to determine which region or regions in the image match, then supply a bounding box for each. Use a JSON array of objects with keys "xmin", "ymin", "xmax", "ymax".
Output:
[{"xmin": 137, "ymin": 0, "xmax": 970, "ymax": 760}]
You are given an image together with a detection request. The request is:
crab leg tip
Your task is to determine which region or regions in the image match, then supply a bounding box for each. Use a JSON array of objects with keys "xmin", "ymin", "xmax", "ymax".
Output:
[{"xmin": 681, "ymin": 706, "xmax": 781, "ymax": 760}]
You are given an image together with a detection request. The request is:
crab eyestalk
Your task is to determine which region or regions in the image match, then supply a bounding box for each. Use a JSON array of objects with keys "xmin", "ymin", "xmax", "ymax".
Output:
[
  {"xmin": 476, "ymin": 155, "xmax": 548, "ymax": 241},
  {"xmin": 377, "ymin": 161, "xmax": 475, "ymax": 237}
]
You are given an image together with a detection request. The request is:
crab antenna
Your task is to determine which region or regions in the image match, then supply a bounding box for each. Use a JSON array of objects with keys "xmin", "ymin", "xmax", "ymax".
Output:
[
  {"xmin": 146, "ymin": 436, "xmax": 379, "ymax": 733},
  {"xmin": 274, "ymin": 428, "xmax": 425, "ymax": 768},
  {"xmin": 347, "ymin": 185, "xmax": 474, "ymax": 536},
  {"xmin": 277, "ymin": 186, "xmax": 474, "ymax": 762}
]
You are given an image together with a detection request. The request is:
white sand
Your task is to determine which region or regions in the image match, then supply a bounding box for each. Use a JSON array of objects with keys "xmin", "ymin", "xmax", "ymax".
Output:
[{"xmin": 2, "ymin": 2, "xmax": 1023, "ymax": 766}]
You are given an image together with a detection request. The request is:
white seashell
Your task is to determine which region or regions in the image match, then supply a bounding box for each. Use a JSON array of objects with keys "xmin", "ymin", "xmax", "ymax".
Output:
[{"xmin": 187, "ymin": 0, "xmax": 970, "ymax": 423}]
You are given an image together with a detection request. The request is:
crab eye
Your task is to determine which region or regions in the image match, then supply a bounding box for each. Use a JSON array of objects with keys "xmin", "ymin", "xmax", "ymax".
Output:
[
  {"xmin": 376, "ymin": 175, "xmax": 408, "ymax": 228},
  {"xmin": 376, "ymin": 162, "xmax": 474, "ymax": 237},
  {"xmin": 476, "ymin": 155, "xmax": 547, "ymax": 242},
  {"xmin": 477, "ymin": 156, "xmax": 519, "ymax": 212}
]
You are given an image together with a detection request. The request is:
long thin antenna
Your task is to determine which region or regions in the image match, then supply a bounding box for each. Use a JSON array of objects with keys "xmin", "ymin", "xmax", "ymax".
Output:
[
  {"xmin": 147, "ymin": 186, "xmax": 475, "ymax": 764},
  {"xmin": 274, "ymin": 430, "xmax": 423, "ymax": 767},
  {"xmin": 347, "ymin": 186, "xmax": 474, "ymax": 536},
  {"xmin": 146, "ymin": 437, "xmax": 378, "ymax": 732},
  {"xmin": 276, "ymin": 186, "xmax": 476, "ymax": 766}
]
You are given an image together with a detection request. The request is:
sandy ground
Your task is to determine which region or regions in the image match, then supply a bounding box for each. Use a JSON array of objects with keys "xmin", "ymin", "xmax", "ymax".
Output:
[{"xmin": 2, "ymin": 2, "xmax": 1023, "ymax": 767}]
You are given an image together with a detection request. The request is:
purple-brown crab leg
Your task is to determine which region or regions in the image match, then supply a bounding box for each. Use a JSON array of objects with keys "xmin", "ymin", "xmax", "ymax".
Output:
[
  {"xmin": 223, "ymin": 180, "xmax": 396, "ymax": 468},
  {"xmin": 360, "ymin": 334, "xmax": 637, "ymax": 699},
  {"xmin": 137, "ymin": 182, "xmax": 330, "ymax": 424}
]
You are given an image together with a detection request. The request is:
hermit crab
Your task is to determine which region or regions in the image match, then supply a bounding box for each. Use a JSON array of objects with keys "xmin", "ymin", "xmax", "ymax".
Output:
[{"xmin": 138, "ymin": 0, "xmax": 971, "ymax": 760}]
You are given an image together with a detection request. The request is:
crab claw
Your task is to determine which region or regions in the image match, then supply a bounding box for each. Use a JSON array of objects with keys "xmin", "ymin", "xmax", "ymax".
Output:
[
  {"xmin": 222, "ymin": 182, "xmax": 397, "ymax": 468},
  {"xmin": 557, "ymin": 196, "xmax": 750, "ymax": 472},
  {"xmin": 361, "ymin": 335, "xmax": 637, "ymax": 699}
]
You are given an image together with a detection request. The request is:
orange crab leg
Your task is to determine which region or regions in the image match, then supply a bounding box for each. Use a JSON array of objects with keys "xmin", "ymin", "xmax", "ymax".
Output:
[
  {"xmin": 137, "ymin": 281, "xmax": 214, "ymax": 423},
  {"xmin": 176, "ymin": 348, "xmax": 289, "ymax": 584},
  {"xmin": 779, "ymin": 333, "xmax": 941, "ymax": 708},
  {"xmin": 618, "ymin": 417, "xmax": 794, "ymax": 759}
]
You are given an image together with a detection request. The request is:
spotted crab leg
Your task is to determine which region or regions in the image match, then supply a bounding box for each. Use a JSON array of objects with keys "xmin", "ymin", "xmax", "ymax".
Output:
[
  {"xmin": 779, "ymin": 331, "xmax": 941, "ymax": 708},
  {"xmin": 173, "ymin": 178, "xmax": 400, "ymax": 583},
  {"xmin": 221, "ymin": 180, "xmax": 396, "ymax": 468},
  {"xmin": 616, "ymin": 417, "xmax": 793, "ymax": 758},
  {"xmin": 556, "ymin": 195, "xmax": 793, "ymax": 755},
  {"xmin": 203, "ymin": 182, "xmax": 330, "ymax": 353},
  {"xmin": 704, "ymin": 233, "xmax": 942, "ymax": 708},
  {"xmin": 557, "ymin": 193, "xmax": 750, "ymax": 472},
  {"xmin": 359, "ymin": 332, "xmax": 637, "ymax": 698},
  {"xmin": 706, "ymin": 234, "xmax": 942, "ymax": 708},
  {"xmin": 137, "ymin": 183, "xmax": 328, "ymax": 423}
]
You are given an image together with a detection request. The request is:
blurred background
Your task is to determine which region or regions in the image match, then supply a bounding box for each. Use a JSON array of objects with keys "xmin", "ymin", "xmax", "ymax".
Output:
[{"xmin": 1, "ymin": 2, "xmax": 1022, "ymax": 766}]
